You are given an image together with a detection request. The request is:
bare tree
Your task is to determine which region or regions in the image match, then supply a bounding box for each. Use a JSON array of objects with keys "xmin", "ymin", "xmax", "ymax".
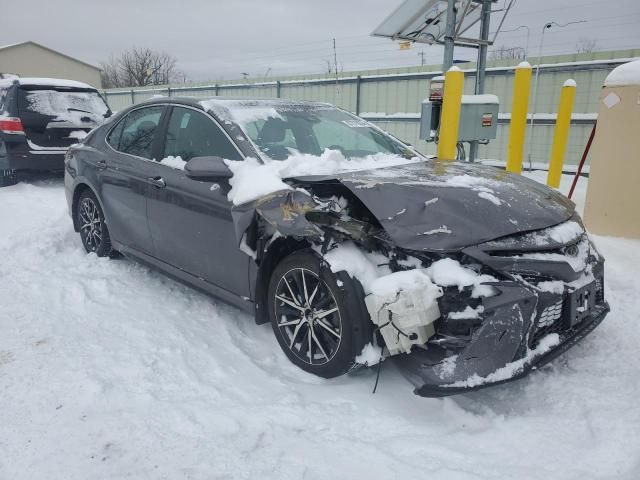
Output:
[
  {"xmin": 576, "ymin": 37, "xmax": 597, "ymax": 54},
  {"xmin": 100, "ymin": 54, "xmax": 122, "ymax": 88},
  {"xmin": 100, "ymin": 47, "xmax": 182, "ymax": 88},
  {"xmin": 489, "ymin": 46, "xmax": 526, "ymax": 61}
]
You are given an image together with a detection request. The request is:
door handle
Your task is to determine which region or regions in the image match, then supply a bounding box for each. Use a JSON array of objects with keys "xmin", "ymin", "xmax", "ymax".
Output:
[
  {"xmin": 147, "ymin": 176, "xmax": 166, "ymax": 188},
  {"xmin": 97, "ymin": 159, "xmax": 107, "ymax": 170}
]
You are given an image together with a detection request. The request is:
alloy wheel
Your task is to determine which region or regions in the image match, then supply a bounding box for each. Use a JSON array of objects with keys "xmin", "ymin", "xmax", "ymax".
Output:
[
  {"xmin": 274, "ymin": 267, "xmax": 342, "ymax": 365},
  {"xmin": 79, "ymin": 197, "xmax": 103, "ymax": 252}
]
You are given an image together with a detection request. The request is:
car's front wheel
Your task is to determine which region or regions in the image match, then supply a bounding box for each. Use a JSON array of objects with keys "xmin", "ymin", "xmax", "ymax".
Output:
[
  {"xmin": 77, "ymin": 190, "xmax": 112, "ymax": 257},
  {"xmin": 267, "ymin": 249, "xmax": 369, "ymax": 378}
]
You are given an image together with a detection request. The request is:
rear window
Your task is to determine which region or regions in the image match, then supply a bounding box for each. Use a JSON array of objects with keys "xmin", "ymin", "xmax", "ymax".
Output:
[{"xmin": 18, "ymin": 87, "xmax": 110, "ymax": 125}]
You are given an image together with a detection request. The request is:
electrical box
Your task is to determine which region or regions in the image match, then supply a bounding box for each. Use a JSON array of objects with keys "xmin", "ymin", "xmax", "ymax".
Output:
[
  {"xmin": 458, "ymin": 94, "xmax": 499, "ymax": 142},
  {"xmin": 419, "ymin": 93, "xmax": 499, "ymax": 142},
  {"xmin": 419, "ymin": 100, "xmax": 437, "ymax": 141},
  {"xmin": 419, "ymin": 76, "xmax": 445, "ymax": 142}
]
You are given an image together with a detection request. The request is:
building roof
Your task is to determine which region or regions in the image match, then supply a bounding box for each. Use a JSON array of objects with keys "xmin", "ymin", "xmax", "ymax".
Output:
[{"xmin": 0, "ymin": 41, "xmax": 101, "ymax": 71}]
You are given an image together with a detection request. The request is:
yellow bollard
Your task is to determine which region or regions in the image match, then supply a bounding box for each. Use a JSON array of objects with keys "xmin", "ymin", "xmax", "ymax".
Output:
[
  {"xmin": 437, "ymin": 67, "xmax": 464, "ymax": 161},
  {"xmin": 547, "ymin": 79, "xmax": 576, "ymax": 188},
  {"xmin": 506, "ymin": 62, "xmax": 533, "ymax": 174}
]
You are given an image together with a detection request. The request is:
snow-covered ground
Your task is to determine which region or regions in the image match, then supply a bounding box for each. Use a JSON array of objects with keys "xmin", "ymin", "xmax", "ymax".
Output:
[{"xmin": 1, "ymin": 170, "xmax": 639, "ymax": 479}]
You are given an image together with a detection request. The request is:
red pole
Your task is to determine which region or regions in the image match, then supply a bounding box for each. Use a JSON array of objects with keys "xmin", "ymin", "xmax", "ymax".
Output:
[{"xmin": 569, "ymin": 122, "xmax": 597, "ymax": 199}]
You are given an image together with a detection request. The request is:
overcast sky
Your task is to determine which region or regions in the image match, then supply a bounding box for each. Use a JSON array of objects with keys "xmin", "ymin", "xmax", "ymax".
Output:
[{"xmin": 2, "ymin": 0, "xmax": 639, "ymax": 82}]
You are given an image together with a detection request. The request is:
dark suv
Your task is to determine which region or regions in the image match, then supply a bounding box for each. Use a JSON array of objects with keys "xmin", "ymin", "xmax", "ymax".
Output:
[{"xmin": 0, "ymin": 77, "xmax": 110, "ymax": 186}]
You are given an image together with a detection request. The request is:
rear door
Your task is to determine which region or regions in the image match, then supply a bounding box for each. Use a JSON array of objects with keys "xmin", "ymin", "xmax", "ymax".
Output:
[
  {"xmin": 17, "ymin": 86, "xmax": 110, "ymax": 151},
  {"xmin": 145, "ymin": 105, "xmax": 251, "ymax": 297},
  {"xmin": 99, "ymin": 105, "xmax": 166, "ymax": 255}
]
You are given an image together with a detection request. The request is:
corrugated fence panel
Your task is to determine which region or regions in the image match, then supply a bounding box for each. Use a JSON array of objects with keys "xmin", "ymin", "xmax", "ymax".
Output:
[
  {"xmin": 133, "ymin": 90, "xmax": 163, "ymax": 103},
  {"xmin": 174, "ymin": 88, "xmax": 217, "ymax": 98},
  {"xmin": 105, "ymin": 92, "xmax": 133, "ymax": 112},
  {"xmin": 369, "ymin": 120, "xmax": 595, "ymax": 167},
  {"xmin": 103, "ymin": 50, "xmax": 636, "ymax": 166}
]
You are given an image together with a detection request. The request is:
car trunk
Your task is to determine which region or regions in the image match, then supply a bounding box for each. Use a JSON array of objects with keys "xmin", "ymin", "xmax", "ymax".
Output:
[{"xmin": 17, "ymin": 86, "xmax": 109, "ymax": 149}]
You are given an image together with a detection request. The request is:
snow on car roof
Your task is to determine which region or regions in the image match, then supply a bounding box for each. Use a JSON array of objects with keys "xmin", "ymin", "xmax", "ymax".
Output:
[
  {"xmin": 0, "ymin": 77, "xmax": 96, "ymax": 90},
  {"xmin": 197, "ymin": 97, "xmax": 335, "ymax": 132}
]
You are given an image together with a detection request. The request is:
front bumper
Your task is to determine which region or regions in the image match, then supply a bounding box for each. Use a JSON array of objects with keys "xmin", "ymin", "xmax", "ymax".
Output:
[{"xmin": 394, "ymin": 298, "xmax": 609, "ymax": 397}]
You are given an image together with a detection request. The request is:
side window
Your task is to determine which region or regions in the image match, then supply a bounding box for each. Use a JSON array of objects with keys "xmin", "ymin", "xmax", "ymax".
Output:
[
  {"xmin": 106, "ymin": 117, "xmax": 125, "ymax": 150},
  {"xmin": 108, "ymin": 106, "xmax": 163, "ymax": 159},
  {"xmin": 163, "ymin": 107, "xmax": 241, "ymax": 161}
]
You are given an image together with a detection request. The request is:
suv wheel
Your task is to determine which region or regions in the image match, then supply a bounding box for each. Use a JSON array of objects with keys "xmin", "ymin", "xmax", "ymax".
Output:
[
  {"xmin": 77, "ymin": 190, "xmax": 112, "ymax": 257},
  {"xmin": 267, "ymin": 249, "xmax": 369, "ymax": 378},
  {"xmin": 0, "ymin": 169, "xmax": 17, "ymax": 187}
]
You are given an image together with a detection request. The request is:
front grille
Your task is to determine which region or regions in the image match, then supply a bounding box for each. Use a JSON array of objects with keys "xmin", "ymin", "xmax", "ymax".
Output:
[
  {"xmin": 595, "ymin": 276, "xmax": 605, "ymax": 303},
  {"xmin": 531, "ymin": 280, "xmax": 602, "ymax": 349},
  {"xmin": 531, "ymin": 315, "xmax": 564, "ymax": 348},
  {"xmin": 538, "ymin": 300, "xmax": 563, "ymax": 327}
]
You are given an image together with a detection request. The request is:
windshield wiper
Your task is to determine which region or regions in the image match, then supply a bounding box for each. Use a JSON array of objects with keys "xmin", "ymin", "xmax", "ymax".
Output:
[{"xmin": 67, "ymin": 107, "xmax": 94, "ymax": 115}]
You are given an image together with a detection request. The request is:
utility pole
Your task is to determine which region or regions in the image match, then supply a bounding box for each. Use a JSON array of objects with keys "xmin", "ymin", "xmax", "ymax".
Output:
[{"xmin": 468, "ymin": 0, "xmax": 492, "ymax": 163}]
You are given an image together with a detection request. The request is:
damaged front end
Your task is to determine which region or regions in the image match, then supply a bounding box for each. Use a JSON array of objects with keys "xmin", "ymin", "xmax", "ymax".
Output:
[
  {"xmin": 392, "ymin": 218, "xmax": 609, "ymax": 396},
  {"xmin": 230, "ymin": 174, "xmax": 608, "ymax": 397}
]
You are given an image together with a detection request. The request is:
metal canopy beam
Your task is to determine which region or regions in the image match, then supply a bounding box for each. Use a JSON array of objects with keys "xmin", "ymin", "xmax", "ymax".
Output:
[{"xmin": 372, "ymin": 0, "xmax": 501, "ymax": 48}]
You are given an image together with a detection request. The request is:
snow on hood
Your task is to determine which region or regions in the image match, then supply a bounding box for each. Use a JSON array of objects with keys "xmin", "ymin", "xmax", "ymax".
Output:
[
  {"xmin": 224, "ymin": 150, "xmax": 421, "ymax": 206},
  {"xmin": 294, "ymin": 161, "xmax": 575, "ymax": 252}
]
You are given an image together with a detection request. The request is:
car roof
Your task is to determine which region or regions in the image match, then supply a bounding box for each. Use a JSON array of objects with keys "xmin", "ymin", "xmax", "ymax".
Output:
[{"xmin": 137, "ymin": 95, "xmax": 333, "ymax": 111}]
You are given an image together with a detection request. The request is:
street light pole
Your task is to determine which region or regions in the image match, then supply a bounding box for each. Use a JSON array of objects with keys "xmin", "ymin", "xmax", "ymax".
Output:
[{"xmin": 526, "ymin": 20, "xmax": 586, "ymax": 171}]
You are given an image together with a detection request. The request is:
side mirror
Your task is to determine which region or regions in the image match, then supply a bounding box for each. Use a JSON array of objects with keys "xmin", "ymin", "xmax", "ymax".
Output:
[{"xmin": 185, "ymin": 156, "xmax": 233, "ymax": 180}]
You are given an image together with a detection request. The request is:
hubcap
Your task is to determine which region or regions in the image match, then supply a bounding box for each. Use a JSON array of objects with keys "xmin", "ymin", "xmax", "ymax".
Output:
[
  {"xmin": 79, "ymin": 198, "xmax": 103, "ymax": 252},
  {"xmin": 274, "ymin": 267, "xmax": 342, "ymax": 365}
]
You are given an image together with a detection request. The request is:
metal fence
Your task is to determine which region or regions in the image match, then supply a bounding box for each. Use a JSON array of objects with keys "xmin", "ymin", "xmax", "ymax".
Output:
[{"xmin": 102, "ymin": 49, "xmax": 640, "ymax": 166}]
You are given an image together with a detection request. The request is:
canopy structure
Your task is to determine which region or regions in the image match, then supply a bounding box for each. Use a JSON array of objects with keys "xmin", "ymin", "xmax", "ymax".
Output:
[
  {"xmin": 372, "ymin": 0, "xmax": 515, "ymax": 49},
  {"xmin": 372, "ymin": 0, "xmax": 517, "ymax": 162}
]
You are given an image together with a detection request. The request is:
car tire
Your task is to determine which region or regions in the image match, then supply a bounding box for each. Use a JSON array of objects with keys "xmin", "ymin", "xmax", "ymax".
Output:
[
  {"xmin": 0, "ymin": 168, "xmax": 17, "ymax": 187},
  {"xmin": 77, "ymin": 189, "xmax": 113, "ymax": 257},
  {"xmin": 267, "ymin": 249, "xmax": 370, "ymax": 378}
]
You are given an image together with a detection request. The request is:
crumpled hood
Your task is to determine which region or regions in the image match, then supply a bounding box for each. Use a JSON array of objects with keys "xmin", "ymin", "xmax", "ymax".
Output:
[{"xmin": 293, "ymin": 160, "xmax": 575, "ymax": 252}]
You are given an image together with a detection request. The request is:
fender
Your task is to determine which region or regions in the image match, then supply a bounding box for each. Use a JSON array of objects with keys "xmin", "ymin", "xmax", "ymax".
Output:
[{"xmin": 66, "ymin": 156, "xmax": 111, "ymax": 233}]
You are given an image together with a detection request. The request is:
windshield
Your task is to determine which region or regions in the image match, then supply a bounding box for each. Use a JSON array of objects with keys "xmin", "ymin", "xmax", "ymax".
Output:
[
  {"xmin": 227, "ymin": 104, "xmax": 414, "ymax": 161},
  {"xmin": 18, "ymin": 87, "xmax": 110, "ymax": 125}
]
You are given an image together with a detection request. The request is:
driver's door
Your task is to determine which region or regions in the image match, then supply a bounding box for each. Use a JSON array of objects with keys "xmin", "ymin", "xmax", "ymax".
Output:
[{"xmin": 145, "ymin": 105, "xmax": 250, "ymax": 297}]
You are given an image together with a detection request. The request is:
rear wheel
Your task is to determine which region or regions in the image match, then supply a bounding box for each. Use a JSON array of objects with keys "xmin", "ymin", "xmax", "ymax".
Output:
[
  {"xmin": 0, "ymin": 169, "xmax": 17, "ymax": 187},
  {"xmin": 267, "ymin": 249, "xmax": 368, "ymax": 378},
  {"xmin": 77, "ymin": 190, "xmax": 112, "ymax": 257}
]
